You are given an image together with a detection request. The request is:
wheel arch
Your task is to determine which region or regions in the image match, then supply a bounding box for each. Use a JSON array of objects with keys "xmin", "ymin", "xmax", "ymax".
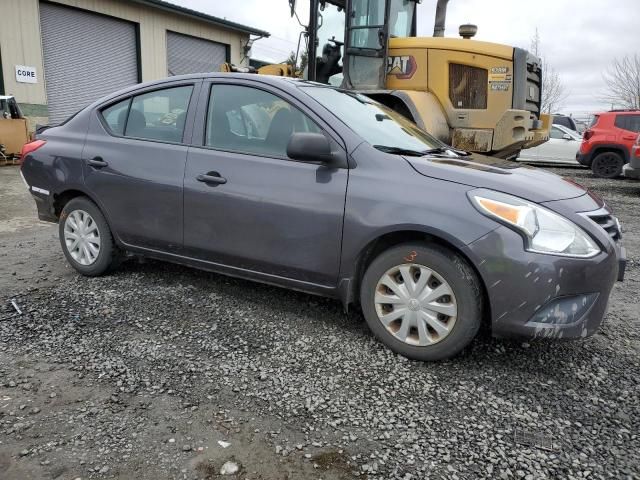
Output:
[
  {"xmin": 53, "ymin": 189, "xmax": 91, "ymax": 218},
  {"xmin": 592, "ymin": 144, "xmax": 630, "ymax": 163},
  {"xmin": 362, "ymin": 90, "xmax": 451, "ymax": 144},
  {"xmin": 53, "ymin": 188, "xmax": 122, "ymax": 247},
  {"xmin": 365, "ymin": 92, "xmax": 416, "ymax": 123},
  {"xmin": 343, "ymin": 228, "xmax": 491, "ymax": 326}
]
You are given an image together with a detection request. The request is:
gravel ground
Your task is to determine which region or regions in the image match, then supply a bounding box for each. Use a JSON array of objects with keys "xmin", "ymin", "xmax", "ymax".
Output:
[{"xmin": 1, "ymin": 165, "xmax": 639, "ymax": 480}]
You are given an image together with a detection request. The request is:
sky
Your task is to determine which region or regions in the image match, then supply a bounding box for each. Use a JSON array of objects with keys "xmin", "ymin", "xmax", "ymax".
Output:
[{"xmin": 168, "ymin": 0, "xmax": 640, "ymax": 116}]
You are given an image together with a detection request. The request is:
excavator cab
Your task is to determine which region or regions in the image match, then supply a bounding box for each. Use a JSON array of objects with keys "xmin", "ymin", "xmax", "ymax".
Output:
[
  {"xmin": 266, "ymin": 1, "xmax": 550, "ymax": 158},
  {"xmin": 298, "ymin": 0, "xmax": 417, "ymax": 89},
  {"xmin": 343, "ymin": 0, "xmax": 417, "ymax": 89}
]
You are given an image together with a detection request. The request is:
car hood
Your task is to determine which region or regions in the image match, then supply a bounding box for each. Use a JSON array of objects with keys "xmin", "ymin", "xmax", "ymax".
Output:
[{"xmin": 405, "ymin": 153, "xmax": 587, "ymax": 203}]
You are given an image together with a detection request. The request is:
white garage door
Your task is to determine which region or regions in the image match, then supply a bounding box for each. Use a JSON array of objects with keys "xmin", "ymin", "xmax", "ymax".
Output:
[
  {"xmin": 39, "ymin": 2, "xmax": 139, "ymax": 125},
  {"xmin": 167, "ymin": 31, "xmax": 228, "ymax": 76}
]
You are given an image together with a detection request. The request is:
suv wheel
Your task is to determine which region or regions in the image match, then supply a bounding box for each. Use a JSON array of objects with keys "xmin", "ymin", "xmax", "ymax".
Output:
[
  {"xmin": 59, "ymin": 197, "xmax": 118, "ymax": 276},
  {"xmin": 591, "ymin": 151, "xmax": 624, "ymax": 178},
  {"xmin": 360, "ymin": 243, "xmax": 482, "ymax": 361}
]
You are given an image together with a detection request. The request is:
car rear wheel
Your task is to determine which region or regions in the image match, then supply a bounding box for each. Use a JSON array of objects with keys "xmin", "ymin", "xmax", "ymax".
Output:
[
  {"xmin": 360, "ymin": 243, "xmax": 482, "ymax": 361},
  {"xmin": 59, "ymin": 197, "xmax": 118, "ymax": 276},
  {"xmin": 591, "ymin": 151, "xmax": 624, "ymax": 178}
]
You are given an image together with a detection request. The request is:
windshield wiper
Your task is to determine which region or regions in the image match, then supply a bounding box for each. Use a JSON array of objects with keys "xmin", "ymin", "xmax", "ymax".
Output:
[
  {"xmin": 375, "ymin": 145, "xmax": 470, "ymax": 158},
  {"xmin": 423, "ymin": 146, "xmax": 473, "ymax": 157},
  {"xmin": 421, "ymin": 146, "xmax": 449, "ymax": 155},
  {"xmin": 373, "ymin": 145, "xmax": 430, "ymax": 157}
]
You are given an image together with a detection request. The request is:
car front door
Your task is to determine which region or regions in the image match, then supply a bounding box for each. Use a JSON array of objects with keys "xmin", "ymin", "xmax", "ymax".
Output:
[
  {"xmin": 83, "ymin": 82, "xmax": 200, "ymax": 252},
  {"xmin": 537, "ymin": 126, "xmax": 575, "ymax": 162},
  {"xmin": 183, "ymin": 81, "xmax": 348, "ymax": 287}
]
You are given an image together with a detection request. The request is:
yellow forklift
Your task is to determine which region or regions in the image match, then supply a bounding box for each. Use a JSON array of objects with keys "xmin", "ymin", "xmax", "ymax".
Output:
[{"xmin": 224, "ymin": 0, "xmax": 550, "ymax": 159}]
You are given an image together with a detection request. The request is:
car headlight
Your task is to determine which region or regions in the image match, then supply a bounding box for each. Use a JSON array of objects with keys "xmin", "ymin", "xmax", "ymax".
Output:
[{"xmin": 469, "ymin": 189, "xmax": 600, "ymax": 258}]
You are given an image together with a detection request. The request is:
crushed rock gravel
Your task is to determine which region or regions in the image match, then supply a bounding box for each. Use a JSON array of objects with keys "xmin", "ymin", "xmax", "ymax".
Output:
[{"xmin": 1, "ymin": 166, "xmax": 639, "ymax": 479}]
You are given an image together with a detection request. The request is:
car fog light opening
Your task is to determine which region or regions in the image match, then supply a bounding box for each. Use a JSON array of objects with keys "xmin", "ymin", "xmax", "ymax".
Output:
[
  {"xmin": 470, "ymin": 190, "xmax": 600, "ymax": 258},
  {"xmin": 526, "ymin": 293, "xmax": 599, "ymax": 327}
]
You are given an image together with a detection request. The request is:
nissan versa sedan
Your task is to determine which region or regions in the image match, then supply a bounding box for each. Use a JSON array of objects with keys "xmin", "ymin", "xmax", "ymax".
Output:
[{"xmin": 20, "ymin": 74, "xmax": 626, "ymax": 361}]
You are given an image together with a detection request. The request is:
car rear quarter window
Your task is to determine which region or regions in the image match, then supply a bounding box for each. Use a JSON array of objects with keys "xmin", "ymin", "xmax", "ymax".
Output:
[
  {"xmin": 101, "ymin": 98, "xmax": 131, "ymax": 135},
  {"xmin": 205, "ymin": 84, "xmax": 321, "ymax": 158}
]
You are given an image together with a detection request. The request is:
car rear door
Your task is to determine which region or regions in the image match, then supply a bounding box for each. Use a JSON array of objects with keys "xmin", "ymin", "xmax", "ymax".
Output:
[
  {"xmin": 182, "ymin": 80, "xmax": 348, "ymax": 287},
  {"xmin": 83, "ymin": 81, "xmax": 201, "ymax": 252},
  {"xmin": 615, "ymin": 114, "xmax": 640, "ymax": 148}
]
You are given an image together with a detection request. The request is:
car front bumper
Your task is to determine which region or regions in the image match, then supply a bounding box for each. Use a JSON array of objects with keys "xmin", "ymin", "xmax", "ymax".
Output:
[
  {"xmin": 463, "ymin": 203, "xmax": 623, "ymax": 340},
  {"xmin": 623, "ymin": 153, "xmax": 640, "ymax": 179}
]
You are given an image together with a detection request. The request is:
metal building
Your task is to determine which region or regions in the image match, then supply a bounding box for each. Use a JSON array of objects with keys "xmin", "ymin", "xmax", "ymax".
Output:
[{"xmin": 0, "ymin": 0, "xmax": 269, "ymax": 128}]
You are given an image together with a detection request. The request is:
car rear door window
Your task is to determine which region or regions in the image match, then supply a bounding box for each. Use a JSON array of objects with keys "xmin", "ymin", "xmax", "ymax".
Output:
[
  {"xmin": 205, "ymin": 84, "xmax": 321, "ymax": 157},
  {"xmin": 125, "ymin": 85, "xmax": 193, "ymax": 143},
  {"xmin": 615, "ymin": 114, "xmax": 640, "ymax": 133},
  {"xmin": 101, "ymin": 98, "xmax": 131, "ymax": 136}
]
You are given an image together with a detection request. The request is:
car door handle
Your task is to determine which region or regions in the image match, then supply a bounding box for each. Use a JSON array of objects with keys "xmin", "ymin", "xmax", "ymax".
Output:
[
  {"xmin": 88, "ymin": 157, "xmax": 108, "ymax": 168},
  {"xmin": 623, "ymin": 135, "xmax": 637, "ymax": 140},
  {"xmin": 197, "ymin": 172, "xmax": 227, "ymax": 185}
]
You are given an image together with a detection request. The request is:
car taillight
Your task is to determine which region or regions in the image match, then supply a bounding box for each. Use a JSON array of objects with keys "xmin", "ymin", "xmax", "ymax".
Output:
[
  {"xmin": 635, "ymin": 135, "xmax": 640, "ymax": 146},
  {"xmin": 583, "ymin": 130, "xmax": 594, "ymax": 140},
  {"xmin": 19, "ymin": 139, "xmax": 46, "ymax": 163}
]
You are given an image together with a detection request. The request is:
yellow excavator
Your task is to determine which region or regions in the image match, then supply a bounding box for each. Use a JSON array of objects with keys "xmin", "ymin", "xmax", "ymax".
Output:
[{"xmin": 222, "ymin": 0, "xmax": 550, "ymax": 159}]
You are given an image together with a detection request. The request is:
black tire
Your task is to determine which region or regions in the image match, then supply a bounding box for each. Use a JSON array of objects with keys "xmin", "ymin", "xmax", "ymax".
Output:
[
  {"xmin": 591, "ymin": 151, "xmax": 624, "ymax": 178},
  {"xmin": 360, "ymin": 243, "xmax": 482, "ymax": 361},
  {"xmin": 58, "ymin": 196, "xmax": 118, "ymax": 276}
]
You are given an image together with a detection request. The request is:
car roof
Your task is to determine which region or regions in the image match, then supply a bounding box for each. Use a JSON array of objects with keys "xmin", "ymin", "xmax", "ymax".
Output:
[
  {"xmin": 95, "ymin": 73, "xmax": 333, "ymax": 107},
  {"xmin": 552, "ymin": 124, "xmax": 581, "ymax": 136},
  {"xmin": 595, "ymin": 110, "xmax": 640, "ymax": 116},
  {"xmin": 133, "ymin": 72, "xmax": 327, "ymax": 90}
]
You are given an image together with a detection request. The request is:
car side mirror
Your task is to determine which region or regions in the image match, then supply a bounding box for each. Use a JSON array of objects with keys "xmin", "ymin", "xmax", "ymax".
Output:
[
  {"xmin": 562, "ymin": 133, "xmax": 573, "ymax": 141},
  {"xmin": 287, "ymin": 132, "xmax": 334, "ymax": 163}
]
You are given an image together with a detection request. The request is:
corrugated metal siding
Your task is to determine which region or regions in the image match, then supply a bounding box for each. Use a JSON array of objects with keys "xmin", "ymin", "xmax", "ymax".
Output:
[
  {"xmin": 0, "ymin": 0, "xmax": 47, "ymax": 105},
  {"xmin": 167, "ymin": 31, "xmax": 227, "ymax": 76},
  {"xmin": 39, "ymin": 2, "xmax": 139, "ymax": 124}
]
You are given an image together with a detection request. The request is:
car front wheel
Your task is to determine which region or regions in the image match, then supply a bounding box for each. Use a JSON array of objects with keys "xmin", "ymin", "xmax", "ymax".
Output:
[
  {"xmin": 59, "ymin": 196, "xmax": 118, "ymax": 276},
  {"xmin": 360, "ymin": 243, "xmax": 482, "ymax": 361}
]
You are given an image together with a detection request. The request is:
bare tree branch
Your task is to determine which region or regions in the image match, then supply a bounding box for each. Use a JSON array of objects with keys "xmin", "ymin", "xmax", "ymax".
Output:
[
  {"xmin": 530, "ymin": 28, "xmax": 569, "ymax": 113},
  {"xmin": 602, "ymin": 54, "xmax": 640, "ymax": 109}
]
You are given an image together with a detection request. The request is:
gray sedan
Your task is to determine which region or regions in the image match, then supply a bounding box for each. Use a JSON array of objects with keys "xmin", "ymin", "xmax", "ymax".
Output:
[{"xmin": 20, "ymin": 74, "xmax": 625, "ymax": 360}]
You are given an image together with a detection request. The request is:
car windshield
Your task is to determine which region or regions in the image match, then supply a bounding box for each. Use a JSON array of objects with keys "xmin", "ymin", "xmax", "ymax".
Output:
[{"xmin": 300, "ymin": 86, "xmax": 443, "ymax": 154}]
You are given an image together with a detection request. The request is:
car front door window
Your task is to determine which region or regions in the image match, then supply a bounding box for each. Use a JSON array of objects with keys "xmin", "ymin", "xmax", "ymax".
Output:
[
  {"xmin": 205, "ymin": 84, "xmax": 321, "ymax": 157},
  {"xmin": 550, "ymin": 127, "xmax": 565, "ymax": 140}
]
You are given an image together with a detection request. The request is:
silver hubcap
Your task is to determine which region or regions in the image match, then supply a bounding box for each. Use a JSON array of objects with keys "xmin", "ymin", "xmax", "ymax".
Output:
[
  {"xmin": 374, "ymin": 264, "xmax": 457, "ymax": 346},
  {"xmin": 63, "ymin": 210, "xmax": 101, "ymax": 266}
]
